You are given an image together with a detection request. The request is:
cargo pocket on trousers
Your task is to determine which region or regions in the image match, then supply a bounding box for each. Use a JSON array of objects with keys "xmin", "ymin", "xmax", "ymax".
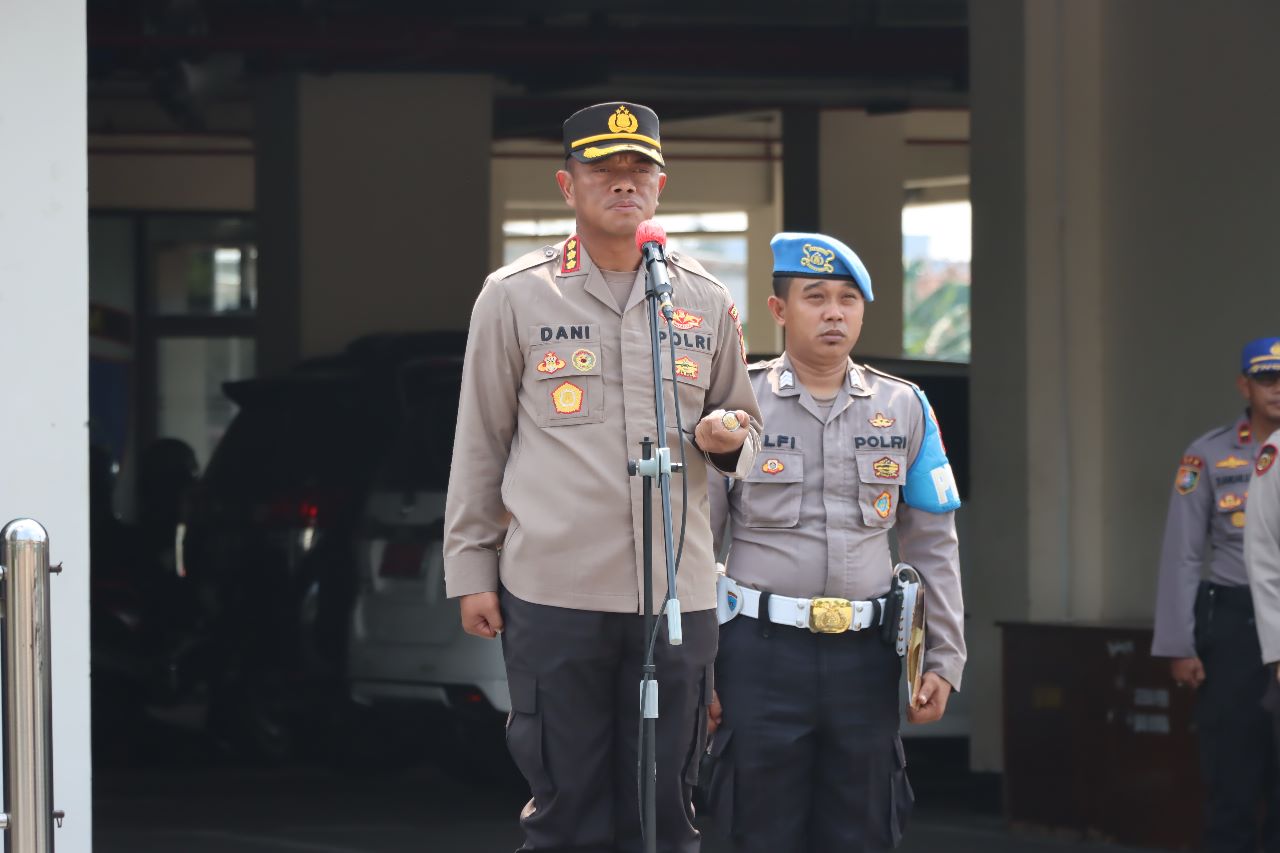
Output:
[
  {"xmin": 505, "ymin": 668, "xmax": 553, "ymax": 796},
  {"xmin": 683, "ymin": 665, "xmax": 714, "ymax": 788}
]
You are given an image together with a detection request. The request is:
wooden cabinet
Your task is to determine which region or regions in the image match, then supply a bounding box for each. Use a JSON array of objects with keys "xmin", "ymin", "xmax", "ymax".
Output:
[{"xmin": 1001, "ymin": 622, "xmax": 1201, "ymax": 849}]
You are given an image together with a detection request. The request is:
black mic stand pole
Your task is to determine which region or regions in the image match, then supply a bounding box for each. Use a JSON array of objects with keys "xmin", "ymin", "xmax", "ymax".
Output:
[{"xmin": 627, "ymin": 248, "xmax": 684, "ymax": 853}]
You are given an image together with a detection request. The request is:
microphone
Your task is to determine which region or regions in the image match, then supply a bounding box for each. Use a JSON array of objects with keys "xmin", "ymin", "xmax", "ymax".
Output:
[{"xmin": 635, "ymin": 219, "xmax": 675, "ymax": 321}]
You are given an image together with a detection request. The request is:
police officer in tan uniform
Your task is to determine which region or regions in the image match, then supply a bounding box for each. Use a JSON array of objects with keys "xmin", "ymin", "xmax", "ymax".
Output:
[
  {"xmin": 1158, "ymin": 336, "xmax": 1280, "ymax": 853},
  {"xmin": 1247, "ymin": 423, "xmax": 1280, "ymax": 772},
  {"xmin": 443, "ymin": 102, "xmax": 763, "ymax": 853},
  {"xmin": 704, "ymin": 233, "xmax": 965, "ymax": 852}
]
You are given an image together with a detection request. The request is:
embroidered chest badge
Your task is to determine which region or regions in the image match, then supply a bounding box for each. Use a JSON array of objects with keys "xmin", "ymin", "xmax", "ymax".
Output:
[
  {"xmin": 674, "ymin": 356, "xmax": 700, "ymax": 380},
  {"xmin": 537, "ymin": 351, "xmax": 567, "ymax": 375},
  {"xmin": 670, "ymin": 309, "xmax": 704, "ymax": 331},
  {"xmin": 1216, "ymin": 456, "xmax": 1249, "ymax": 469},
  {"xmin": 551, "ymin": 381, "xmax": 584, "ymax": 415},
  {"xmin": 572, "ymin": 349, "xmax": 597, "ymax": 372},
  {"xmin": 761, "ymin": 458, "xmax": 785, "ymax": 475},
  {"xmin": 874, "ymin": 491, "xmax": 893, "ymax": 519},
  {"xmin": 873, "ymin": 457, "xmax": 901, "ymax": 480},
  {"xmin": 1219, "ymin": 493, "xmax": 1244, "ymax": 511},
  {"xmin": 1233, "ymin": 511, "xmax": 1247, "ymax": 528},
  {"xmin": 869, "ymin": 412, "xmax": 896, "ymax": 429}
]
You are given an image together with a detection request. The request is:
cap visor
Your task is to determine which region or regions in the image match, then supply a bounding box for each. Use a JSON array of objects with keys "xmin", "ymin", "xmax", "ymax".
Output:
[{"xmin": 571, "ymin": 142, "xmax": 664, "ymax": 167}]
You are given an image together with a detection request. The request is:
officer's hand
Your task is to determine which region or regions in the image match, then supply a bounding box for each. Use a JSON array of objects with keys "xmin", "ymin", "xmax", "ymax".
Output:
[
  {"xmin": 906, "ymin": 673, "xmax": 952, "ymax": 724},
  {"xmin": 459, "ymin": 592, "xmax": 504, "ymax": 639},
  {"xmin": 695, "ymin": 409, "xmax": 752, "ymax": 455},
  {"xmin": 1171, "ymin": 656, "xmax": 1206, "ymax": 689},
  {"xmin": 707, "ymin": 689, "xmax": 723, "ymax": 735}
]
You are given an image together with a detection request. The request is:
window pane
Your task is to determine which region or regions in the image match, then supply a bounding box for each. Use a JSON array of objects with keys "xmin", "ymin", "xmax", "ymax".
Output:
[
  {"xmin": 156, "ymin": 337, "xmax": 256, "ymax": 467},
  {"xmin": 903, "ymin": 202, "xmax": 971, "ymax": 362},
  {"xmin": 148, "ymin": 216, "xmax": 257, "ymax": 316}
]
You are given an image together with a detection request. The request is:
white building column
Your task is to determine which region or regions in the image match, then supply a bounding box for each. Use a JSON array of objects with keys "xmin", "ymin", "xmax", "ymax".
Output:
[
  {"xmin": 256, "ymin": 73, "xmax": 493, "ymax": 374},
  {"xmin": 0, "ymin": 1, "xmax": 92, "ymax": 848}
]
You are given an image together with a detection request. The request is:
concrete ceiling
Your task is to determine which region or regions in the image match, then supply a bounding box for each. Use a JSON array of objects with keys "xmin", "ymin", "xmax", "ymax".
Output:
[{"xmin": 88, "ymin": 0, "xmax": 969, "ymax": 136}]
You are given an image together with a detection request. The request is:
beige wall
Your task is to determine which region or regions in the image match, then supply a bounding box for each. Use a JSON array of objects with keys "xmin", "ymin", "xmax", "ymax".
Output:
[
  {"xmin": 968, "ymin": 0, "xmax": 1280, "ymax": 773},
  {"xmin": 256, "ymin": 73, "xmax": 493, "ymax": 373},
  {"xmin": 90, "ymin": 138, "xmax": 253, "ymax": 211}
]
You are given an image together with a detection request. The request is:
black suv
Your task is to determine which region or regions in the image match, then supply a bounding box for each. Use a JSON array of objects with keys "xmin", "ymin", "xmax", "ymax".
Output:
[{"xmin": 180, "ymin": 332, "xmax": 465, "ymax": 760}]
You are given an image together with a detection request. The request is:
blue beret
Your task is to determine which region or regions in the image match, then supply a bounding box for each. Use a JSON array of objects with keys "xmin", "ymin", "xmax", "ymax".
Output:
[
  {"xmin": 769, "ymin": 232, "xmax": 873, "ymax": 302},
  {"xmin": 1243, "ymin": 337, "xmax": 1280, "ymax": 375}
]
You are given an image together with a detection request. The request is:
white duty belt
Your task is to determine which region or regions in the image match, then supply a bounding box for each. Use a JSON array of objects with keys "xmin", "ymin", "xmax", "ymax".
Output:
[{"xmin": 715, "ymin": 574, "xmax": 886, "ymax": 634}]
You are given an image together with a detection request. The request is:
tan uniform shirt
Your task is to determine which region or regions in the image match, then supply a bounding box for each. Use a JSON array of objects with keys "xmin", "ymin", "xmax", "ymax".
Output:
[
  {"xmin": 444, "ymin": 237, "xmax": 763, "ymax": 614},
  {"xmin": 1246, "ymin": 429, "xmax": 1280, "ymax": 664},
  {"xmin": 710, "ymin": 354, "xmax": 967, "ymax": 689}
]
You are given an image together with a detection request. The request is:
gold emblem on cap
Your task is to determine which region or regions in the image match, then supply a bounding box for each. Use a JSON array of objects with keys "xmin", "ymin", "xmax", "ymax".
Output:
[
  {"xmin": 608, "ymin": 106, "xmax": 639, "ymax": 134},
  {"xmin": 800, "ymin": 244, "xmax": 836, "ymax": 274},
  {"xmin": 1272, "ymin": 342, "xmax": 1280, "ymax": 356}
]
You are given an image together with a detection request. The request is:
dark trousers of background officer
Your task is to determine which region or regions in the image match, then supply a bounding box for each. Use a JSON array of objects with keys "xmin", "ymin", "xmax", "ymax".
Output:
[
  {"xmin": 709, "ymin": 612, "xmax": 913, "ymax": 853},
  {"xmin": 499, "ymin": 588, "xmax": 718, "ymax": 853},
  {"xmin": 1195, "ymin": 583, "xmax": 1280, "ymax": 853}
]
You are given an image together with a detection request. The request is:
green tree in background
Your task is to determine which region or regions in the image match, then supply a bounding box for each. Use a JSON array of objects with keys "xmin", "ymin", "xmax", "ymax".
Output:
[{"xmin": 903, "ymin": 258, "xmax": 970, "ymax": 362}]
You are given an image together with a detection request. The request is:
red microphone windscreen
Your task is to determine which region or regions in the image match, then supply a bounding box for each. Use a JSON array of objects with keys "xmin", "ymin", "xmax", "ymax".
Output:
[{"xmin": 635, "ymin": 219, "xmax": 667, "ymax": 250}]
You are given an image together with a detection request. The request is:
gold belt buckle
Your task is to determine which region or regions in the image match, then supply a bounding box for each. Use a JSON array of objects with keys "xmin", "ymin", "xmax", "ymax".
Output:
[{"xmin": 809, "ymin": 597, "xmax": 854, "ymax": 634}]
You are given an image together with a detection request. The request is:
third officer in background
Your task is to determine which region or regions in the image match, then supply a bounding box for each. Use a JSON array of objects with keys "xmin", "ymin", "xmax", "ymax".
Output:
[
  {"xmin": 704, "ymin": 233, "xmax": 966, "ymax": 852},
  {"xmin": 1152, "ymin": 336, "xmax": 1280, "ymax": 853}
]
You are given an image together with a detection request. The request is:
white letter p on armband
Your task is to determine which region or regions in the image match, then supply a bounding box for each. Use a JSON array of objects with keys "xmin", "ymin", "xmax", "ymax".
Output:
[{"xmin": 931, "ymin": 464, "xmax": 959, "ymax": 506}]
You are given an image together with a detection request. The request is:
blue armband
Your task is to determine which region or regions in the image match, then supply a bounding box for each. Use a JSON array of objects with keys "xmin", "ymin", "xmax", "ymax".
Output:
[{"xmin": 902, "ymin": 388, "xmax": 961, "ymax": 513}]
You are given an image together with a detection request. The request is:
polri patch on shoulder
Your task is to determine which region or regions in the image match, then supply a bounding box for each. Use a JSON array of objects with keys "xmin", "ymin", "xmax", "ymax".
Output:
[{"xmin": 1258, "ymin": 444, "xmax": 1278, "ymax": 476}]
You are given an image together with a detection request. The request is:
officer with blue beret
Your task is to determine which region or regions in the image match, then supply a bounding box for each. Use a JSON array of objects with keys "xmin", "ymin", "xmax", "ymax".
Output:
[
  {"xmin": 1153, "ymin": 336, "xmax": 1280, "ymax": 853},
  {"xmin": 702, "ymin": 232, "xmax": 967, "ymax": 851}
]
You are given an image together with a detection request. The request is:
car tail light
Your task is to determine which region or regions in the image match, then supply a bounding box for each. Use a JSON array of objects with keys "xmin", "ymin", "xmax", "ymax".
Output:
[
  {"xmin": 379, "ymin": 541, "xmax": 426, "ymax": 579},
  {"xmin": 262, "ymin": 497, "xmax": 324, "ymax": 527}
]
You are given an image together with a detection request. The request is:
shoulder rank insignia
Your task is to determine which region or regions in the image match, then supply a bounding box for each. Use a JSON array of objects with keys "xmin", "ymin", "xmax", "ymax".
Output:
[
  {"xmin": 761, "ymin": 458, "xmax": 785, "ymax": 475},
  {"xmin": 674, "ymin": 355, "xmax": 700, "ymax": 380},
  {"xmin": 1219, "ymin": 493, "xmax": 1244, "ymax": 511},
  {"xmin": 1258, "ymin": 444, "xmax": 1278, "ymax": 476},
  {"xmin": 869, "ymin": 412, "xmax": 896, "ymax": 429},
  {"xmin": 572, "ymin": 349, "xmax": 596, "ymax": 372},
  {"xmin": 874, "ymin": 491, "xmax": 893, "ymax": 519},
  {"xmin": 551, "ymin": 381, "xmax": 584, "ymax": 415},
  {"xmin": 873, "ymin": 457, "xmax": 901, "ymax": 480},
  {"xmin": 670, "ymin": 308, "xmax": 703, "ymax": 331},
  {"xmin": 561, "ymin": 235, "xmax": 581, "ymax": 274},
  {"xmin": 1216, "ymin": 455, "xmax": 1249, "ymax": 469},
  {"xmin": 537, "ymin": 351, "xmax": 567, "ymax": 375}
]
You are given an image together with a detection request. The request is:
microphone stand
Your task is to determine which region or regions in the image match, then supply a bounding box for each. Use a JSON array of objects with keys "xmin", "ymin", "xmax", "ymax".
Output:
[{"xmin": 627, "ymin": 244, "xmax": 684, "ymax": 853}]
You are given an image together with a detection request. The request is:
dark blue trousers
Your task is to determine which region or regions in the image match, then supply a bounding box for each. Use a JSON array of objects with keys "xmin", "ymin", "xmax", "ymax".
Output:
[
  {"xmin": 1195, "ymin": 585, "xmax": 1280, "ymax": 853},
  {"xmin": 709, "ymin": 614, "xmax": 912, "ymax": 852}
]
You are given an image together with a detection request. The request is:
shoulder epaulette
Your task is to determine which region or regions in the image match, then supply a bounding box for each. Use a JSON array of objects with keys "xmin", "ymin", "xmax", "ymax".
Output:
[
  {"xmin": 748, "ymin": 359, "xmax": 774, "ymax": 372},
  {"xmin": 862, "ymin": 363, "xmax": 920, "ymax": 391},
  {"xmin": 491, "ymin": 245, "xmax": 558, "ymax": 282}
]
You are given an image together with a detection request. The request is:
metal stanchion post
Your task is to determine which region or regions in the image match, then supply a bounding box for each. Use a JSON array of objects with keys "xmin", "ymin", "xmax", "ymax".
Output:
[{"xmin": 1, "ymin": 518, "xmax": 61, "ymax": 851}]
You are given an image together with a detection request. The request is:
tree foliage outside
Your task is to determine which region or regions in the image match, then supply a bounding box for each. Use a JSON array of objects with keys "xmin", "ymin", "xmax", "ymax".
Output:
[{"xmin": 903, "ymin": 257, "xmax": 970, "ymax": 362}]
